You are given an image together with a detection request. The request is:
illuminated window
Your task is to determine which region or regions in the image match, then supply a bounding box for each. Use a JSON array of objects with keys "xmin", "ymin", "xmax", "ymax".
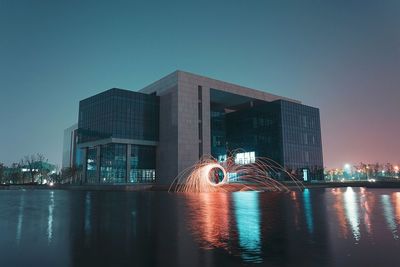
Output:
[
  {"xmin": 228, "ymin": 172, "xmax": 238, "ymax": 181},
  {"xmin": 235, "ymin": 152, "xmax": 255, "ymax": 165},
  {"xmin": 218, "ymin": 154, "xmax": 227, "ymax": 162},
  {"xmin": 303, "ymin": 169, "xmax": 308, "ymax": 181}
]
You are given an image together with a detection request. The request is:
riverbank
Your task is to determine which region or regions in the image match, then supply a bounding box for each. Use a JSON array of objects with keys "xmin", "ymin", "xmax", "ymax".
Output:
[{"xmin": 1, "ymin": 180, "xmax": 400, "ymax": 191}]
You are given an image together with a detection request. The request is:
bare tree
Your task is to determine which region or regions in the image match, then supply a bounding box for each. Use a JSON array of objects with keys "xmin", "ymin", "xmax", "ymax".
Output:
[
  {"xmin": 385, "ymin": 163, "xmax": 393, "ymax": 177},
  {"xmin": 61, "ymin": 165, "xmax": 79, "ymax": 184},
  {"xmin": 9, "ymin": 163, "xmax": 23, "ymax": 184},
  {"xmin": 22, "ymin": 153, "xmax": 47, "ymax": 183},
  {"xmin": 356, "ymin": 162, "xmax": 368, "ymax": 180},
  {"xmin": 0, "ymin": 162, "xmax": 4, "ymax": 184},
  {"xmin": 372, "ymin": 162, "xmax": 381, "ymax": 178}
]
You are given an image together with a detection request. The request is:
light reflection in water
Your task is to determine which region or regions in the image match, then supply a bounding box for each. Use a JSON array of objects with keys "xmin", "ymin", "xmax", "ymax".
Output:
[
  {"xmin": 359, "ymin": 187, "xmax": 373, "ymax": 236},
  {"xmin": 84, "ymin": 192, "xmax": 92, "ymax": 244},
  {"xmin": 331, "ymin": 188, "xmax": 348, "ymax": 238},
  {"xmin": 344, "ymin": 187, "xmax": 360, "ymax": 241},
  {"xmin": 185, "ymin": 192, "xmax": 262, "ymax": 263},
  {"xmin": 16, "ymin": 193, "xmax": 25, "ymax": 244},
  {"xmin": 381, "ymin": 195, "xmax": 399, "ymax": 239},
  {"xmin": 85, "ymin": 192, "xmax": 91, "ymax": 232},
  {"xmin": 290, "ymin": 191, "xmax": 301, "ymax": 230},
  {"xmin": 4, "ymin": 189, "xmax": 400, "ymax": 266},
  {"xmin": 47, "ymin": 191, "xmax": 55, "ymax": 243},
  {"xmin": 393, "ymin": 192, "xmax": 400, "ymax": 226},
  {"xmin": 185, "ymin": 193, "xmax": 231, "ymax": 250},
  {"xmin": 303, "ymin": 189, "xmax": 314, "ymax": 234},
  {"xmin": 232, "ymin": 192, "xmax": 262, "ymax": 263}
]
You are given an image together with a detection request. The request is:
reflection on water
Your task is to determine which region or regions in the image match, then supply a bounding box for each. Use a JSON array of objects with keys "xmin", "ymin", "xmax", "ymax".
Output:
[
  {"xmin": 1, "ymin": 188, "xmax": 400, "ymax": 266},
  {"xmin": 233, "ymin": 192, "xmax": 262, "ymax": 263},
  {"xmin": 290, "ymin": 191, "xmax": 301, "ymax": 230},
  {"xmin": 185, "ymin": 192, "xmax": 262, "ymax": 263},
  {"xmin": 344, "ymin": 187, "xmax": 361, "ymax": 241},
  {"xmin": 84, "ymin": 192, "xmax": 91, "ymax": 236},
  {"xmin": 331, "ymin": 188, "xmax": 348, "ymax": 238},
  {"xmin": 381, "ymin": 195, "xmax": 399, "ymax": 239},
  {"xmin": 359, "ymin": 187, "xmax": 373, "ymax": 236},
  {"xmin": 16, "ymin": 192, "xmax": 25, "ymax": 244},
  {"xmin": 184, "ymin": 191, "xmax": 262, "ymax": 263},
  {"xmin": 303, "ymin": 189, "xmax": 314, "ymax": 234},
  {"xmin": 393, "ymin": 192, "xmax": 400, "ymax": 225},
  {"xmin": 185, "ymin": 193, "xmax": 232, "ymax": 250},
  {"xmin": 48, "ymin": 191, "xmax": 55, "ymax": 243}
]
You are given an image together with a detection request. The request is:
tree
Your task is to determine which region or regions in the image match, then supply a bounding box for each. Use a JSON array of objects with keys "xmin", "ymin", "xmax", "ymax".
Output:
[
  {"xmin": 0, "ymin": 162, "xmax": 5, "ymax": 184},
  {"xmin": 385, "ymin": 163, "xmax": 394, "ymax": 177},
  {"xmin": 61, "ymin": 165, "xmax": 80, "ymax": 184},
  {"xmin": 61, "ymin": 167, "xmax": 72, "ymax": 183},
  {"xmin": 372, "ymin": 162, "xmax": 381, "ymax": 178},
  {"xmin": 355, "ymin": 162, "xmax": 368, "ymax": 180},
  {"xmin": 22, "ymin": 153, "xmax": 47, "ymax": 183},
  {"xmin": 9, "ymin": 163, "xmax": 23, "ymax": 184}
]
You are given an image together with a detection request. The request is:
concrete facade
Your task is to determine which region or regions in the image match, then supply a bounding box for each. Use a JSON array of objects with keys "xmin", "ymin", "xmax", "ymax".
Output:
[{"xmin": 140, "ymin": 70, "xmax": 301, "ymax": 184}]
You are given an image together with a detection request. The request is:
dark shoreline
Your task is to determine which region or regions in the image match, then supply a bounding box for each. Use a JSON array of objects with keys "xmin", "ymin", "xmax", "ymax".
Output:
[{"xmin": 1, "ymin": 180, "xmax": 400, "ymax": 191}]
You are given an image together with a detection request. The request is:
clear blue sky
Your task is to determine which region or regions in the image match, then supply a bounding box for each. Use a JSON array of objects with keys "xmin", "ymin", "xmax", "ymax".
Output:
[{"xmin": 1, "ymin": 0, "xmax": 399, "ymax": 168}]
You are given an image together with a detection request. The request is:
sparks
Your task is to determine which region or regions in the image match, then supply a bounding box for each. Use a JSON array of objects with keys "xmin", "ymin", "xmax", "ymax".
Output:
[{"xmin": 169, "ymin": 151, "xmax": 304, "ymax": 193}]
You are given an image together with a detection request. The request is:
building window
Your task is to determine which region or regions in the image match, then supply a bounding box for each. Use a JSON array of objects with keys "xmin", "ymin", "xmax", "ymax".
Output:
[
  {"xmin": 235, "ymin": 151, "xmax": 256, "ymax": 165},
  {"xmin": 129, "ymin": 145, "xmax": 156, "ymax": 183},
  {"xmin": 100, "ymin": 143, "xmax": 127, "ymax": 184},
  {"xmin": 86, "ymin": 147, "xmax": 98, "ymax": 184}
]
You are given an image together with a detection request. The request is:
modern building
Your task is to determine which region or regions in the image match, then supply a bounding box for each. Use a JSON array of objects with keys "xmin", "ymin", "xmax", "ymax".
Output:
[
  {"xmin": 62, "ymin": 123, "xmax": 80, "ymax": 169},
  {"xmin": 64, "ymin": 70, "xmax": 323, "ymax": 185}
]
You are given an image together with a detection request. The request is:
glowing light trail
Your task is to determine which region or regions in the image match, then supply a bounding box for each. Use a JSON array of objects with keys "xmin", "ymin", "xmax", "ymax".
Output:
[{"xmin": 169, "ymin": 152, "xmax": 304, "ymax": 193}]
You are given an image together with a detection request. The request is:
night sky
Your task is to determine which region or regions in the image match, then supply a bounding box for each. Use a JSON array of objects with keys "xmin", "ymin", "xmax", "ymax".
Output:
[{"xmin": 1, "ymin": 0, "xmax": 399, "ymax": 168}]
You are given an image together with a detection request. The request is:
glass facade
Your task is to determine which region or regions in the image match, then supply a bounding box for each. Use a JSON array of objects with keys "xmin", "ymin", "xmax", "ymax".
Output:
[
  {"xmin": 225, "ymin": 101, "xmax": 283, "ymax": 163},
  {"xmin": 210, "ymin": 107, "xmax": 227, "ymax": 158},
  {"xmin": 78, "ymin": 88, "xmax": 159, "ymax": 184},
  {"xmin": 210, "ymin": 88, "xmax": 255, "ymax": 158},
  {"xmin": 100, "ymin": 144, "xmax": 127, "ymax": 184},
  {"xmin": 279, "ymin": 100, "xmax": 324, "ymax": 179},
  {"xmin": 84, "ymin": 143, "xmax": 157, "ymax": 184},
  {"xmin": 129, "ymin": 145, "xmax": 156, "ymax": 183},
  {"xmin": 210, "ymin": 89, "xmax": 323, "ymax": 181},
  {"xmin": 78, "ymin": 88, "xmax": 159, "ymax": 143},
  {"xmin": 86, "ymin": 147, "xmax": 98, "ymax": 184}
]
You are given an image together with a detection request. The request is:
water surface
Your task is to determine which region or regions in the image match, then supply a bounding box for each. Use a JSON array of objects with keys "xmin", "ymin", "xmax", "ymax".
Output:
[{"xmin": 0, "ymin": 187, "xmax": 399, "ymax": 266}]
